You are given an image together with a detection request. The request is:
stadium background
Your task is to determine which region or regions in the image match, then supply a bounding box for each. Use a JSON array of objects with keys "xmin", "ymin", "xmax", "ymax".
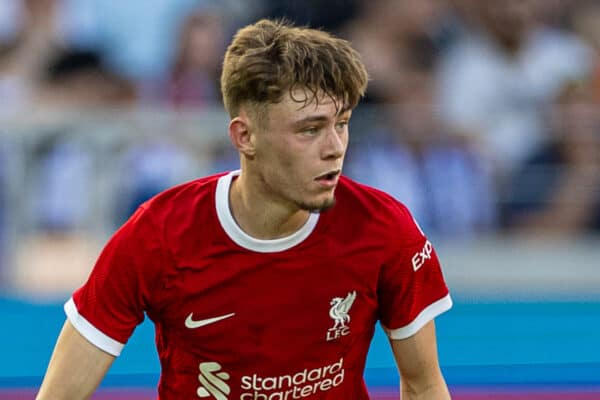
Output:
[{"xmin": 1, "ymin": 0, "xmax": 599, "ymax": 399}]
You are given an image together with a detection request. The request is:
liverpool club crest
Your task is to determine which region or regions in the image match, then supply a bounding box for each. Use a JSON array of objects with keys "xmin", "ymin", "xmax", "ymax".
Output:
[{"xmin": 326, "ymin": 291, "xmax": 356, "ymax": 341}]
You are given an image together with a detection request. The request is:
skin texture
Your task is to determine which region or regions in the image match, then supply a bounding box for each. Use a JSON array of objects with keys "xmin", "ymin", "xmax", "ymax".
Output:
[
  {"xmin": 228, "ymin": 90, "xmax": 351, "ymax": 239},
  {"xmin": 392, "ymin": 320, "xmax": 452, "ymax": 400},
  {"xmin": 36, "ymin": 320, "xmax": 115, "ymax": 400}
]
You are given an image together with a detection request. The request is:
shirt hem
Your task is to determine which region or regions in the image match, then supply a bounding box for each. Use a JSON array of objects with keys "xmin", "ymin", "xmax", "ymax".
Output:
[
  {"xmin": 64, "ymin": 297, "xmax": 125, "ymax": 356},
  {"xmin": 383, "ymin": 294, "xmax": 453, "ymax": 340}
]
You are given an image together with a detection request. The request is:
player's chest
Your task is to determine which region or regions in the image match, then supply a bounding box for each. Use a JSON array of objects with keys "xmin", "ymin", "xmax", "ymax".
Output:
[{"xmin": 155, "ymin": 252, "xmax": 380, "ymax": 355}]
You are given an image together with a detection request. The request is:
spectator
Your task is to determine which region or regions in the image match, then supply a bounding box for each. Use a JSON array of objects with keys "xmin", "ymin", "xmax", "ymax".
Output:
[
  {"xmin": 0, "ymin": 0, "xmax": 65, "ymax": 114},
  {"xmin": 504, "ymin": 79, "xmax": 600, "ymax": 235},
  {"xmin": 437, "ymin": 0, "xmax": 592, "ymax": 179},
  {"xmin": 161, "ymin": 10, "xmax": 225, "ymax": 109},
  {"xmin": 343, "ymin": 0, "xmax": 454, "ymax": 104},
  {"xmin": 347, "ymin": 68, "xmax": 496, "ymax": 238},
  {"xmin": 0, "ymin": 0, "xmax": 135, "ymax": 113},
  {"xmin": 34, "ymin": 49, "xmax": 137, "ymax": 110}
]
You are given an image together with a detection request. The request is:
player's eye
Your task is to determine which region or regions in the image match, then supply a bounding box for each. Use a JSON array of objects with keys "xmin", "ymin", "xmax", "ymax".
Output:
[
  {"xmin": 301, "ymin": 126, "xmax": 319, "ymax": 135},
  {"xmin": 335, "ymin": 121, "xmax": 349, "ymax": 131}
]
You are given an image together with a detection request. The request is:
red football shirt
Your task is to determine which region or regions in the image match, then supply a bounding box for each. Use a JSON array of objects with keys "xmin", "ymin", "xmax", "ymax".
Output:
[{"xmin": 65, "ymin": 170, "xmax": 452, "ymax": 399}]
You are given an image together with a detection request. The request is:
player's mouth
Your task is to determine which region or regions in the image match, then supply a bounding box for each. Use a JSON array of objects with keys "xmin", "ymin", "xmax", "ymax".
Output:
[{"xmin": 315, "ymin": 169, "xmax": 341, "ymax": 188}]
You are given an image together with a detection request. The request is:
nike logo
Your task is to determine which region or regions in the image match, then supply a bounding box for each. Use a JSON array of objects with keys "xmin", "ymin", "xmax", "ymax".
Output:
[{"xmin": 185, "ymin": 312, "xmax": 235, "ymax": 329}]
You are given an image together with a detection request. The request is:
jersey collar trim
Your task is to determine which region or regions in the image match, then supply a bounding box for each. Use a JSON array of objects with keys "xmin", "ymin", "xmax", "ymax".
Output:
[{"xmin": 215, "ymin": 170, "xmax": 320, "ymax": 253}]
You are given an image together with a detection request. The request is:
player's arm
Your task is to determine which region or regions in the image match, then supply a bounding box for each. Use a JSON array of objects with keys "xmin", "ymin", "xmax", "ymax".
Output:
[
  {"xmin": 390, "ymin": 320, "xmax": 451, "ymax": 400},
  {"xmin": 36, "ymin": 320, "xmax": 115, "ymax": 400}
]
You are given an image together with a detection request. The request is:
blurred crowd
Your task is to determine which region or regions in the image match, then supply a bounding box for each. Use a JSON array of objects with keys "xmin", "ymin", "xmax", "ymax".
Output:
[{"xmin": 1, "ymin": 0, "xmax": 600, "ymax": 293}]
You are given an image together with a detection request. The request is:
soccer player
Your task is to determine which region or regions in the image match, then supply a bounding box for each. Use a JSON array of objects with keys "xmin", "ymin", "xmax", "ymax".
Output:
[{"xmin": 36, "ymin": 19, "xmax": 453, "ymax": 399}]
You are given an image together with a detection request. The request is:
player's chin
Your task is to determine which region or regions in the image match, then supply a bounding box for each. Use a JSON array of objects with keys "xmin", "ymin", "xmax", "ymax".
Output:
[{"xmin": 298, "ymin": 194, "xmax": 336, "ymax": 212}]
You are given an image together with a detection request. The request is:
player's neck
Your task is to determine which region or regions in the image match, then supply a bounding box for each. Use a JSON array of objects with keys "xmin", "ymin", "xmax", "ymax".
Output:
[{"xmin": 229, "ymin": 173, "xmax": 310, "ymax": 240}]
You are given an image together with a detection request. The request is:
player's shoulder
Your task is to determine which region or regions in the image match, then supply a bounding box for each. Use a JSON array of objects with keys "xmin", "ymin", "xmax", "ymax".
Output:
[
  {"xmin": 334, "ymin": 177, "xmax": 427, "ymax": 247},
  {"xmin": 138, "ymin": 171, "xmax": 227, "ymax": 220},
  {"xmin": 337, "ymin": 175, "xmax": 417, "ymax": 227}
]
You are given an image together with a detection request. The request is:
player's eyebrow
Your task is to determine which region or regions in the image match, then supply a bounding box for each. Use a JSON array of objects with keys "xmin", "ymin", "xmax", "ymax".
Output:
[
  {"xmin": 293, "ymin": 115, "xmax": 330, "ymax": 126},
  {"xmin": 292, "ymin": 107, "xmax": 352, "ymax": 127}
]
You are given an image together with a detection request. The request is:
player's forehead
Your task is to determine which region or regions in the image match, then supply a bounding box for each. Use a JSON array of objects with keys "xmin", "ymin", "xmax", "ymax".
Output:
[{"xmin": 270, "ymin": 88, "xmax": 351, "ymax": 121}]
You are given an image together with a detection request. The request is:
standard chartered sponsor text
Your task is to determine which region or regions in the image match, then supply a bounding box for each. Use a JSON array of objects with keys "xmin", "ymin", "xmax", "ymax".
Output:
[{"xmin": 239, "ymin": 358, "xmax": 344, "ymax": 399}]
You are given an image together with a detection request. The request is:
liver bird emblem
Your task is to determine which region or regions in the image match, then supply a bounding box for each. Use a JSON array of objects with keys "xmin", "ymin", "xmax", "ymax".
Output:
[{"xmin": 329, "ymin": 291, "xmax": 357, "ymax": 329}]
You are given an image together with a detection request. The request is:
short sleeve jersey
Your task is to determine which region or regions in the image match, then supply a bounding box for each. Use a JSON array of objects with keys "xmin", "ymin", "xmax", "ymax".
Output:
[{"xmin": 66, "ymin": 170, "xmax": 452, "ymax": 399}]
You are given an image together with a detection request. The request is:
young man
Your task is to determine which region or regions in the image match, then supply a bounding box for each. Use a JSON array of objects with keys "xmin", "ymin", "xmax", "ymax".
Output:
[{"xmin": 37, "ymin": 19, "xmax": 452, "ymax": 399}]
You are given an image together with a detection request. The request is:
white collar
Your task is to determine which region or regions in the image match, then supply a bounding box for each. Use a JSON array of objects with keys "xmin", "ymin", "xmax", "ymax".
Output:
[{"xmin": 215, "ymin": 170, "xmax": 320, "ymax": 253}]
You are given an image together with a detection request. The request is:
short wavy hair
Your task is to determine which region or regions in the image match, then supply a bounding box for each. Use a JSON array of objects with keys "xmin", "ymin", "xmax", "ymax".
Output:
[{"xmin": 221, "ymin": 19, "xmax": 368, "ymax": 125}]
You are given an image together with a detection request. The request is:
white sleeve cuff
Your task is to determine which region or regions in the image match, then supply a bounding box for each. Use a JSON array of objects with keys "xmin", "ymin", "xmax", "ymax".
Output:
[
  {"xmin": 383, "ymin": 294, "xmax": 453, "ymax": 340},
  {"xmin": 64, "ymin": 297, "xmax": 125, "ymax": 356}
]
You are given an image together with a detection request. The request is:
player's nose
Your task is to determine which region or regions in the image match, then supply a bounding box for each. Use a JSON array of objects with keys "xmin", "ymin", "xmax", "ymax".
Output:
[{"xmin": 321, "ymin": 127, "xmax": 346, "ymax": 159}]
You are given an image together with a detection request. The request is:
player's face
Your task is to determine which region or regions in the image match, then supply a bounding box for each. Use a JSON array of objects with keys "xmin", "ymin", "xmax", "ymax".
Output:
[{"xmin": 253, "ymin": 91, "xmax": 351, "ymax": 212}]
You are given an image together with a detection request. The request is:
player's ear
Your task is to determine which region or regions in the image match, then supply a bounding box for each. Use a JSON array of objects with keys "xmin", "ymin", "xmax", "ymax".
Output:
[{"xmin": 229, "ymin": 112, "xmax": 256, "ymax": 157}]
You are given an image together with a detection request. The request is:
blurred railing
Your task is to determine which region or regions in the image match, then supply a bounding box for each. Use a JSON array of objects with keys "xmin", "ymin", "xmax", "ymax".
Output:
[
  {"xmin": 1, "ymin": 107, "xmax": 231, "ymax": 233},
  {"xmin": 0, "ymin": 107, "xmax": 233, "ymax": 296},
  {"xmin": 0, "ymin": 107, "xmax": 599, "ymax": 300}
]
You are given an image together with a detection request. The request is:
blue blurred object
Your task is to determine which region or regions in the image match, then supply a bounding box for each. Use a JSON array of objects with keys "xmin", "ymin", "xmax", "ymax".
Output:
[{"xmin": 3, "ymin": 297, "xmax": 599, "ymax": 390}]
